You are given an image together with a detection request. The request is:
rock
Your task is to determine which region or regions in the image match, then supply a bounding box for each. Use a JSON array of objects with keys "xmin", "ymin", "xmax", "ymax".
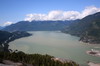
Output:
[
  {"xmin": 0, "ymin": 64, "xmax": 14, "ymax": 66},
  {"xmin": 88, "ymin": 62, "xmax": 100, "ymax": 66},
  {"xmin": 86, "ymin": 49, "xmax": 100, "ymax": 57},
  {"xmin": 3, "ymin": 60, "xmax": 23, "ymax": 66}
]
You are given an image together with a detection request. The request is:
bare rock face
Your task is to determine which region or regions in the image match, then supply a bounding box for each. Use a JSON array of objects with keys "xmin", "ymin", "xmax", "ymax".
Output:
[
  {"xmin": 51, "ymin": 57, "xmax": 79, "ymax": 66},
  {"xmin": 2, "ymin": 60, "xmax": 33, "ymax": 66},
  {"xmin": 0, "ymin": 64, "xmax": 14, "ymax": 66},
  {"xmin": 88, "ymin": 62, "xmax": 100, "ymax": 66},
  {"xmin": 3, "ymin": 60, "xmax": 23, "ymax": 66}
]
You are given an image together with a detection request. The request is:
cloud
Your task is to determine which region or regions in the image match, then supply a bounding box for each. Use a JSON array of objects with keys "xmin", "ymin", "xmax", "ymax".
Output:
[
  {"xmin": 3, "ymin": 21, "xmax": 13, "ymax": 26},
  {"xmin": 81, "ymin": 6, "xmax": 100, "ymax": 18},
  {"xmin": 24, "ymin": 6, "xmax": 100, "ymax": 21},
  {"xmin": 25, "ymin": 14, "xmax": 47, "ymax": 22}
]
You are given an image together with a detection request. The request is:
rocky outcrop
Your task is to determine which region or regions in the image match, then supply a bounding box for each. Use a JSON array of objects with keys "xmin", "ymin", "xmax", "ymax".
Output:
[
  {"xmin": 51, "ymin": 58, "xmax": 79, "ymax": 66},
  {"xmin": 0, "ymin": 60, "xmax": 33, "ymax": 66},
  {"xmin": 88, "ymin": 62, "xmax": 100, "ymax": 66}
]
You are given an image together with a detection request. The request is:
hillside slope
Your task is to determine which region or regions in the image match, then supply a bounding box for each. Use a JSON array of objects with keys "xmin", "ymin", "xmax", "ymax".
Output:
[
  {"xmin": 0, "ymin": 30, "xmax": 31, "ymax": 52},
  {"xmin": 63, "ymin": 12, "xmax": 100, "ymax": 44},
  {"xmin": 2, "ymin": 20, "xmax": 74, "ymax": 31}
]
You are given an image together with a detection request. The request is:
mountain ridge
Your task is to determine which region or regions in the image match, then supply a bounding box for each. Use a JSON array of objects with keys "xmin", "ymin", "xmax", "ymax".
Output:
[
  {"xmin": 2, "ymin": 20, "xmax": 76, "ymax": 31},
  {"xmin": 62, "ymin": 12, "xmax": 100, "ymax": 44}
]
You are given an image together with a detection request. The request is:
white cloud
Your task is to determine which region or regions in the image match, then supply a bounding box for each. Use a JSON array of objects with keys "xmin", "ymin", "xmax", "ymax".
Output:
[
  {"xmin": 24, "ymin": 14, "xmax": 47, "ymax": 22},
  {"xmin": 3, "ymin": 21, "xmax": 13, "ymax": 26},
  {"xmin": 81, "ymin": 6, "xmax": 100, "ymax": 18},
  {"xmin": 47, "ymin": 11, "xmax": 63, "ymax": 20},
  {"xmin": 24, "ymin": 6, "xmax": 100, "ymax": 21}
]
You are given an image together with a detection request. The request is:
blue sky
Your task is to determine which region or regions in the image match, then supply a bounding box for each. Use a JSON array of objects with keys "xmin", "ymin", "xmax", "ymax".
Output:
[{"xmin": 0, "ymin": 0, "xmax": 100, "ymax": 26}]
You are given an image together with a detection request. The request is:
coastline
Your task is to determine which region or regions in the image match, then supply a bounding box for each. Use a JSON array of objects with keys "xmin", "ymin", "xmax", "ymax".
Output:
[
  {"xmin": 62, "ymin": 31, "xmax": 100, "ymax": 44},
  {"xmin": 1, "ymin": 31, "xmax": 32, "ymax": 52}
]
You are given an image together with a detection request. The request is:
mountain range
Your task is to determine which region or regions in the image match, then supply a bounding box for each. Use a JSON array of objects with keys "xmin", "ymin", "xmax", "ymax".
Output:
[
  {"xmin": 2, "ymin": 12, "xmax": 100, "ymax": 44},
  {"xmin": 0, "ymin": 26, "xmax": 3, "ymax": 30},
  {"xmin": 2, "ymin": 20, "xmax": 75, "ymax": 31}
]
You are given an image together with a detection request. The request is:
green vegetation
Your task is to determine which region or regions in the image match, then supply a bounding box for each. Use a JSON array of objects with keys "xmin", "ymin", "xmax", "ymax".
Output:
[
  {"xmin": 63, "ymin": 12, "xmax": 100, "ymax": 44},
  {"xmin": 0, "ymin": 51, "xmax": 79, "ymax": 66},
  {"xmin": 2, "ymin": 21, "xmax": 74, "ymax": 31},
  {"xmin": 0, "ymin": 30, "xmax": 12, "ymax": 44},
  {"xmin": 0, "ymin": 30, "xmax": 32, "ymax": 52}
]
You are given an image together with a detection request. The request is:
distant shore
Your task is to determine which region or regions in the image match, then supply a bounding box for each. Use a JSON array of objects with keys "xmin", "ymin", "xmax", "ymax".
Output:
[{"xmin": 2, "ymin": 31, "xmax": 32, "ymax": 52}]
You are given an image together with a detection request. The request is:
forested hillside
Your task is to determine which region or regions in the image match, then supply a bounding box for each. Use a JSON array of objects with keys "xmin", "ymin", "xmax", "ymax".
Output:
[
  {"xmin": 0, "ymin": 51, "xmax": 79, "ymax": 66},
  {"xmin": 0, "ymin": 30, "xmax": 31, "ymax": 52},
  {"xmin": 2, "ymin": 20, "xmax": 74, "ymax": 31},
  {"xmin": 62, "ymin": 12, "xmax": 100, "ymax": 44}
]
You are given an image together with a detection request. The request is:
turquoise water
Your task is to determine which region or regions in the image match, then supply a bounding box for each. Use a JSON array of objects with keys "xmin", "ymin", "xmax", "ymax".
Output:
[{"xmin": 9, "ymin": 31, "xmax": 100, "ymax": 66}]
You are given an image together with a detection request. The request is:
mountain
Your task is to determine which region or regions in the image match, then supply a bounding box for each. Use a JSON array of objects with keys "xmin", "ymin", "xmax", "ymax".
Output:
[
  {"xmin": 0, "ymin": 26, "xmax": 3, "ymax": 30},
  {"xmin": 0, "ymin": 30, "xmax": 31, "ymax": 52},
  {"xmin": 2, "ymin": 20, "xmax": 74, "ymax": 31},
  {"xmin": 62, "ymin": 12, "xmax": 100, "ymax": 44}
]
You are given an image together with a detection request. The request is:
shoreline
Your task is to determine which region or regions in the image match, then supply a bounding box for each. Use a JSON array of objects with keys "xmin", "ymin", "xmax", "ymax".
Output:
[
  {"xmin": 1, "ymin": 31, "xmax": 32, "ymax": 52},
  {"xmin": 62, "ymin": 31, "xmax": 100, "ymax": 44}
]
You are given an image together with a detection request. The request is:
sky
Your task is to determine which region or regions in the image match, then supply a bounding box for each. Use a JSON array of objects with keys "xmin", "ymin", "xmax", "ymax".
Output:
[{"xmin": 0, "ymin": 0, "xmax": 100, "ymax": 26}]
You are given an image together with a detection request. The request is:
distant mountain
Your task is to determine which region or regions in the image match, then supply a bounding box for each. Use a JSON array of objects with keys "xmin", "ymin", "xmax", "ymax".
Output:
[
  {"xmin": 62, "ymin": 12, "xmax": 100, "ymax": 44},
  {"xmin": 0, "ymin": 26, "xmax": 3, "ymax": 30},
  {"xmin": 2, "ymin": 20, "xmax": 74, "ymax": 31}
]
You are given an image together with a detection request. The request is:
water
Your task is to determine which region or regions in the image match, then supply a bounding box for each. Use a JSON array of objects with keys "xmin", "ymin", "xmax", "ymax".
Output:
[{"xmin": 9, "ymin": 31, "xmax": 100, "ymax": 66}]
